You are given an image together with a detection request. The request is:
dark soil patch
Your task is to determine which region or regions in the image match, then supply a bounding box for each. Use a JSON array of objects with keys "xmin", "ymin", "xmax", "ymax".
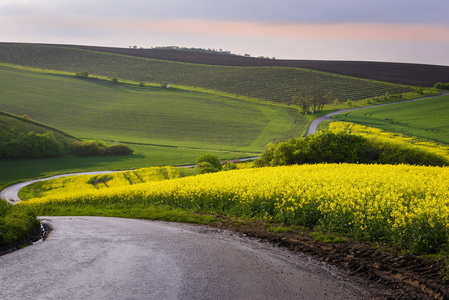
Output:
[
  {"xmin": 212, "ymin": 218, "xmax": 449, "ymax": 300},
  {"xmin": 53, "ymin": 44, "xmax": 449, "ymax": 87}
]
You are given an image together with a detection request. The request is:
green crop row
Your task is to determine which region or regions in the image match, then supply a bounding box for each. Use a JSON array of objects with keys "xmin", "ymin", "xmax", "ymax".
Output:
[{"xmin": 0, "ymin": 43, "xmax": 412, "ymax": 104}]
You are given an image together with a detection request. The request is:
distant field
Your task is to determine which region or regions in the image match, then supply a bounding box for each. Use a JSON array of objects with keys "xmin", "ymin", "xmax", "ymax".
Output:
[
  {"xmin": 0, "ymin": 43, "xmax": 412, "ymax": 104},
  {"xmin": 0, "ymin": 65, "xmax": 305, "ymax": 151},
  {"xmin": 57, "ymin": 44, "xmax": 449, "ymax": 87},
  {"xmin": 334, "ymin": 95, "xmax": 449, "ymax": 144}
]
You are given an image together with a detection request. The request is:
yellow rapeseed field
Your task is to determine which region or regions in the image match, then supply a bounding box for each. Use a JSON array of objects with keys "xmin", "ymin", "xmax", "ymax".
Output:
[
  {"xmin": 328, "ymin": 121, "xmax": 449, "ymax": 160},
  {"xmin": 28, "ymin": 166, "xmax": 181, "ymax": 199},
  {"xmin": 22, "ymin": 163, "xmax": 449, "ymax": 253}
]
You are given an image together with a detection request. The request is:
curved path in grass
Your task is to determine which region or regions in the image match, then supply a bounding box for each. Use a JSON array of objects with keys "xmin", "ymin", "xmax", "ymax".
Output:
[
  {"xmin": 0, "ymin": 216, "xmax": 384, "ymax": 299},
  {"xmin": 306, "ymin": 92, "xmax": 449, "ymax": 136},
  {"xmin": 0, "ymin": 171, "xmax": 116, "ymax": 204},
  {"xmin": 0, "ymin": 157, "xmax": 260, "ymax": 204}
]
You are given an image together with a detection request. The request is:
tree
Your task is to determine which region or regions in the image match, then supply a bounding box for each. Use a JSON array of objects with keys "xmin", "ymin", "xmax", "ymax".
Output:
[
  {"xmin": 310, "ymin": 88, "xmax": 330, "ymax": 113},
  {"xmin": 196, "ymin": 162, "xmax": 218, "ymax": 174},
  {"xmin": 292, "ymin": 88, "xmax": 331, "ymax": 114},
  {"xmin": 292, "ymin": 93, "xmax": 312, "ymax": 115}
]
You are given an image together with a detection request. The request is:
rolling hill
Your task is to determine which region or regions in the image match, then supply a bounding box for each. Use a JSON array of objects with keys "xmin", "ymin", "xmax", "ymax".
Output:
[
  {"xmin": 55, "ymin": 43, "xmax": 449, "ymax": 87},
  {"xmin": 0, "ymin": 65, "xmax": 305, "ymax": 152},
  {"xmin": 0, "ymin": 63, "xmax": 308, "ymax": 185},
  {"xmin": 0, "ymin": 43, "xmax": 412, "ymax": 104}
]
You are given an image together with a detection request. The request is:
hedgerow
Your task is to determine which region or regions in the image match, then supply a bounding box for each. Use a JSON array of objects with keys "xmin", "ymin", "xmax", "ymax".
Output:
[
  {"xmin": 68, "ymin": 141, "xmax": 133, "ymax": 157},
  {"xmin": 255, "ymin": 131, "xmax": 449, "ymax": 167},
  {"xmin": 0, "ymin": 130, "xmax": 64, "ymax": 159}
]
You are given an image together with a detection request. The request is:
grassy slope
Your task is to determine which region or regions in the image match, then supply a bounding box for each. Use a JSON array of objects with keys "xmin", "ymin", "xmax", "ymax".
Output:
[
  {"xmin": 0, "ymin": 110, "xmax": 78, "ymax": 145},
  {"xmin": 334, "ymin": 95, "xmax": 449, "ymax": 144},
  {"xmin": 0, "ymin": 65, "xmax": 305, "ymax": 187},
  {"xmin": 0, "ymin": 43, "xmax": 412, "ymax": 103},
  {"xmin": 0, "ymin": 66, "xmax": 305, "ymax": 151}
]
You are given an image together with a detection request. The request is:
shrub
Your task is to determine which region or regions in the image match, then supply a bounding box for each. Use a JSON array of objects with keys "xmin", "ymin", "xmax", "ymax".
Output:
[
  {"xmin": 196, "ymin": 154, "xmax": 222, "ymax": 170},
  {"xmin": 414, "ymin": 87, "xmax": 424, "ymax": 95},
  {"xmin": 0, "ymin": 131, "xmax": 63, "ymax": 159},
  {"xmin": 374, "ymin": 140, "xmax": 448, "ymax": 166},
  {"xmin": 222, "ymin": 162, "xmax": 238, "ymax": 171},
  {"xmin": 68, "ymin": 141, "xmax": 134, "ymax": 157},
  {"xmin": 256, "ymin": 131, "xmax": 376, "ymax": 167},
  {"xmin": 75, "ymin": 71, "xmax": 89, "ymax": 79},
  {"xmin": 434, "ymin": 82, "xmax": 449, "ymax": 90},
  {"xmin": 196, "ymin": 162, "xmax": 219, "ymax": 174},
  {"xmin": 255, "ymin": 130, "xmax": 449, "ymax": 167},
  {"xmin": 110, "ymin": 76, "xmax": 118, "ymax": 84},
  {"xmin": 68, "ymin": 141, "xmax": 107, "ymax": 156},
  {"xmin": 107, "ymin": 143, "xmax": 134, "ymax": 156}
]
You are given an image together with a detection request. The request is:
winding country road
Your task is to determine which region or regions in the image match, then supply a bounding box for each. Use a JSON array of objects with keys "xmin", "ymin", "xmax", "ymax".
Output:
[
  {"xmin": 0, "ymin": 171, "xmax": 116, "ymax": 204},
  {"xmin": 0, "ymin": 216, "xmax": 387, "ymax": 299},
  {"xmin": 306, "ymin": 92, "xmax": 449, "ymax": 136},
  {"xmin": 1, "ymin": 93, "xmax": 446, "ymax": 299}
]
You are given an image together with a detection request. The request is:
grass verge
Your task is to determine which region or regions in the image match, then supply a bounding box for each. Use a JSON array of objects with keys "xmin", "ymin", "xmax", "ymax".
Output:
[{"xmin": 0, "ymin": 200, "xmax": 41, "ymax": 254}]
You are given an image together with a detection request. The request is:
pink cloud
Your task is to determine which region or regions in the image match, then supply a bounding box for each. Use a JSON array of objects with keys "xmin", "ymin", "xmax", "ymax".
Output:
[
  {"xmin": 4, "ymin": 15, "xmax": 449, "ymax": 43},
  {"xmin": 116, "ymin": 19, "xmax": 449, "ymax": 42}
]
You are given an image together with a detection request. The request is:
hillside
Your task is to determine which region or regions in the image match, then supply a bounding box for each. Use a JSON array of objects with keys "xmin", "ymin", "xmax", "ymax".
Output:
[
  {"xmin": 0, "ymin": 65, "xmax": 305, "ymax": 152},
  {"xmin": 55, "ymin": 43, "xmax": 449, "ymax": 87},
  {"xmin": 0, "ymin": 43, "xmax": 411, "ymax": 104},
  {"xmin": 0, "ymin": 110, "xmax": 78, "ymax": 145}
]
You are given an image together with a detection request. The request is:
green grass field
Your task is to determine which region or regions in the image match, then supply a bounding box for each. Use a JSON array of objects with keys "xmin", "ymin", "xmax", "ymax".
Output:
[
  {"xmin": 0, "ymin": 43, "xmax": 412, "ymax": 104},
  {"xmin": 0, "ymin": 144, "xmax": 252, "ymax": 189},
  {"xmin": 334, "ymin": 95, "xmax": 449, "ymax": 144},
  {"xmin": 0, "ymin": 66, "xmax": 305, "ymax": 151},
  {"xmin": 0, "ymin": 65, "xmax": 306, "ymax": 187}
]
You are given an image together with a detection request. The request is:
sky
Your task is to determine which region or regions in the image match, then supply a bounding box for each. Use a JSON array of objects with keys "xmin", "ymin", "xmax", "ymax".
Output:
[{"xmin": 1, "ymin": 0, "xmax": 449, "ymax": 66}]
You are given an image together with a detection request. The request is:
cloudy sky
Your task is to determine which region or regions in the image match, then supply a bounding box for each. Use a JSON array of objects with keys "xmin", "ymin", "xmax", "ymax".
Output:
[{"xmin": 1, "ymin": 0, "xmax": 449, "ymax": 65}]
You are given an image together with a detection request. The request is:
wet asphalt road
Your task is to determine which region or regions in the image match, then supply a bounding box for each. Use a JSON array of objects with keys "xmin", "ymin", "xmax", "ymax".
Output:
[{"xmin": 0, "ymin": 217, "xmax": 383, "ymax": 300}]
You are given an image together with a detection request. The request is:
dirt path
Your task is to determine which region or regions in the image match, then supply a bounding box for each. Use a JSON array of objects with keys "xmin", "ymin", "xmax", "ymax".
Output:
[{"xmin": 306, "ymin": 92, "xmax": 449, "ymax": 136}]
